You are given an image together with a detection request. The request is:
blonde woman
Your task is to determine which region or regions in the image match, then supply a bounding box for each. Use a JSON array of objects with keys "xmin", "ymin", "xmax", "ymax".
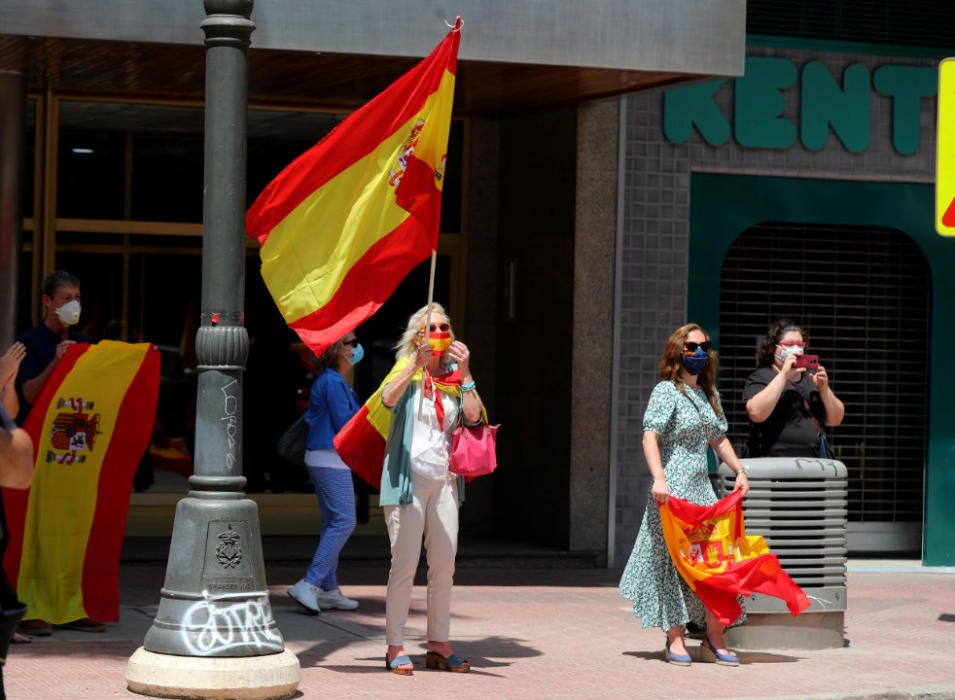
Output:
[{"xmin": 377, "ymin": 303, "xmax": 484, "ymax": 675}]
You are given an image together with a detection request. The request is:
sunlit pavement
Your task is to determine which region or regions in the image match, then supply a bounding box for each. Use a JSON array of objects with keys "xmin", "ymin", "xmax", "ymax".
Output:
[{"xmin": 5, "ymin": 562, "xmax": 955, "ymax": 699}]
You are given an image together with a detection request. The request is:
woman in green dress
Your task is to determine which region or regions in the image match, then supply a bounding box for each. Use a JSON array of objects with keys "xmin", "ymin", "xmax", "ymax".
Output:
[{"xmin": 619, "ymin": 323, "xmax": 750, "ymax": 667}]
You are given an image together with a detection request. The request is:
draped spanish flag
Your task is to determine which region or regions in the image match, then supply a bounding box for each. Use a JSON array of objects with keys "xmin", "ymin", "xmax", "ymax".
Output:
[
  {"xmin": 660, "ymin": 490, "xmax": 810, "ymax": 625},
  {"xmin": 246, "ymin": 20, "xmax": 462, "ymax": 356},
  {"xmin": 334, "ymin": 357, "xmax": 461, "ymax": 488},
  {"xmin": 2, "ymin": 341, "xmax": 160, "ymax": 624}
]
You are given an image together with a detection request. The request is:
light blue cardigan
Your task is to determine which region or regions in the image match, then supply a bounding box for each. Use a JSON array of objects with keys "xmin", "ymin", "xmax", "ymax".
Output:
[{"xmin": 378, "ymin": 372, "xmax": 481, "ymax": 507}]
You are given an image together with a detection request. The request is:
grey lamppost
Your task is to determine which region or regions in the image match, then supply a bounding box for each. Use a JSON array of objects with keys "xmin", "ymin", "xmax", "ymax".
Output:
[{"xmin": 127, "ymin": 1, "xmax": 300, "ymax": 696}]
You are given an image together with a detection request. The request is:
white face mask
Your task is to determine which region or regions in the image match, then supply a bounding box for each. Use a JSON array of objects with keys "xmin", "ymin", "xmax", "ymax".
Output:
[
  {"xmin": 776, "ymin": 344, "xmax": 805, "ymax": 364},
  {"xmin": 55, "ymin": 300, "xmax": 82, "ymax": 326}
]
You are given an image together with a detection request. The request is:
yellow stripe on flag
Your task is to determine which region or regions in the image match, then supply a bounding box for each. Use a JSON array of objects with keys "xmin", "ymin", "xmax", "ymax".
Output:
[
  {"xmin": 412, "ymin": 69, "xmax": 455, "ymax": 185},
  {"xmin": 259, "ymin": 69, "xmax": 456, "ymax": 324},
  {"xmin": 17, "ymin": 341, "xmax": 149, "ymax": 623}
]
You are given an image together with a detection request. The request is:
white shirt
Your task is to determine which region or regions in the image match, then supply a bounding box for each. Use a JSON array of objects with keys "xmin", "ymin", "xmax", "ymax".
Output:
[{"xmin": 410, "ymin": 382, "xmax": 459, "ymax": 480}]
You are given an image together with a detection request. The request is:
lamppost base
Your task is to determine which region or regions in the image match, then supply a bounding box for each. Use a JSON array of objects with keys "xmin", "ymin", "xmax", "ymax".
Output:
[{"xmin": 126, "ymin": 647, "xmax": 300, "ymax": 700}]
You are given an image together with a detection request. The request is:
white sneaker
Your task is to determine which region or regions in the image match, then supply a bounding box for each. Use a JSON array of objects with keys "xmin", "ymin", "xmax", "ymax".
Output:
[
  {"xmin": 287, "ymin": 579, "xmax": 321, "ymax": 615},
  {"xmin": 315, "ymin": 587, "xmax": 359, "ymax": 611}
]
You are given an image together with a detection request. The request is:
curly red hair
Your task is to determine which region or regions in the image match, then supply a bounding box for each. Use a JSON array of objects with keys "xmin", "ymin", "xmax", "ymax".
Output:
[{"xmin": 658, "ymin": 323, "xmax": 721, "ymax": 416}]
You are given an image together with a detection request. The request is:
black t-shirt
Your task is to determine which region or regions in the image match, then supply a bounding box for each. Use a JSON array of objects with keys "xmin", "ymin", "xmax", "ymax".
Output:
[
  {"xmin": 742, "ymin": 366, "xmax": 827, "ymax": 458},
  {"xmin": 14, "ymin": 322, "xmax": 93, "ymax": 424}
]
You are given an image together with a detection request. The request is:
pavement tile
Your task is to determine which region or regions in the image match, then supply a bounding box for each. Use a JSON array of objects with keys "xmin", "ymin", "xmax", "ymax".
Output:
[{"xmin": 4, "ymin": 567, "xmax": 955, "ymax": 699}]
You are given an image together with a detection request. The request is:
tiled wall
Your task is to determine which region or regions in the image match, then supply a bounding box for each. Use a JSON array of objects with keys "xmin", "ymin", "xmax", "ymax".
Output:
[{"xmin": 612, "ymin": 47, "xmax": 937, "ymax": 565}]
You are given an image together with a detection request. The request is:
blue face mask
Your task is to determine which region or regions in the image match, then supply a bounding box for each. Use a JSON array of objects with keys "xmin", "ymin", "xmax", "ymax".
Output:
[
  {"xmin": 347, "ymin": 342, "xmax": 364, "ymax": 366},
  {"xmin": 681, "ymin": 347, "xmax": 709, "ymax": 375}
]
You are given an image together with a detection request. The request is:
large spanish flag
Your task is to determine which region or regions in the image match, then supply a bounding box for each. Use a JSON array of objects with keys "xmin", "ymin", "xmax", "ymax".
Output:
[
  {"xmin": 660, "ymin": 491, "xmax": 810, "ymax": 625},
  {"xmin": 334, "ymin": 357, "xmax": 463, "ymax": 488},
  {"xmin": 246, "ymin": 20, "xmax": 462, "ymax": 356},
  {"xmin": 2, "ymin": 341, "xmax": 160, "ymax": 624}
]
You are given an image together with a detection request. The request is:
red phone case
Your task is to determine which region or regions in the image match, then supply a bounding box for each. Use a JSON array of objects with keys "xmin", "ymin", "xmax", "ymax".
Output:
[{"xmin": 795, "ymin": 354, "xmax": 819, "ymax": 370}]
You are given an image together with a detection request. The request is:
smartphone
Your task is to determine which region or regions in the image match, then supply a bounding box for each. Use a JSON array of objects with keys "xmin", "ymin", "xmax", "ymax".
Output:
[{"xmin": 794, "ymin": 354, "xmax": 820, "ymax": 371}]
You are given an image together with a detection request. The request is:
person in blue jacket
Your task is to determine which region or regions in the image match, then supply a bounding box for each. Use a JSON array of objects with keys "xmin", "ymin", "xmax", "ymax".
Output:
[{"xmin": 288, "ymin": 332, "xmax": 363, "ymax": 614}]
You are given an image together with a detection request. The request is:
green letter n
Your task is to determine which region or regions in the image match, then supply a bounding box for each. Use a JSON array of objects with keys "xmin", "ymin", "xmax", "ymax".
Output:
[{"xmin": 801, "ymin": 62, "xmax": 871, "ymax": 153}]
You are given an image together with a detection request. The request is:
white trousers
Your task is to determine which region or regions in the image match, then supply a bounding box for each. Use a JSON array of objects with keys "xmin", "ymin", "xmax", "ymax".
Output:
[{"xmin": 383, "ymin": 472, "xmax": 459, "ymax": 645}]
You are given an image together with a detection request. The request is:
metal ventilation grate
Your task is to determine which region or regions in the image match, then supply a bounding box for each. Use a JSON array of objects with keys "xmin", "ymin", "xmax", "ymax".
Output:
[
  {"xmin": 747, "ymin": 0, "xmax": 955, "ymax": 50},
  {"xmin": 718, "ymin": 223, "xmax": 930, "ymax": 525},
  {"xmin": 718, "ymin": 460, "xmax": 848, "ymax": 592}
]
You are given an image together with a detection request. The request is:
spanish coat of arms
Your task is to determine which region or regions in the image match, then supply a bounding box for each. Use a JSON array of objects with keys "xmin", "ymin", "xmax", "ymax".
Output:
[{"xmin": 46, "ymin": 396, "xmax": 101, "ymax": 465}]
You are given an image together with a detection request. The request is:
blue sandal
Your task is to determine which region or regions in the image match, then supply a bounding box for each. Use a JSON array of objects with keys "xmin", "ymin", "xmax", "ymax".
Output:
[
  {"xmin": 425, "ymin": 650, "xmax": 470, "ymax": 673},
  {"xmin": 663, "ymin": 640, "xmax": 692, "ymax": 666},
  {"xmin": 385, "ymin": 654, "xmax": 414, "ymax": 676},
  {"xmin": 700, "ymin": 636, "xmax": 739, "ymax": 666}
]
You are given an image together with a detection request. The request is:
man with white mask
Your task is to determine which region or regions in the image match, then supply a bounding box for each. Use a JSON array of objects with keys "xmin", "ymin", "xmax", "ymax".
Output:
[{"xmin": 14, "ymin": 271, "xmax": 92, "ymax": 426}]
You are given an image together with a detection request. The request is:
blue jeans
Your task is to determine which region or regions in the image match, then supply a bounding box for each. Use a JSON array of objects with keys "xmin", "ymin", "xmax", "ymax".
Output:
[{"xmin": 304, "ymin": 466, "xmax": 357, "ymax": 591}]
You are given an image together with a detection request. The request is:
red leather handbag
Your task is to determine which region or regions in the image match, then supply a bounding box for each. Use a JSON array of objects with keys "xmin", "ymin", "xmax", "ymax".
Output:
[{"xmin": 449, "ymin": 420, "xmax": 499, "ymax": 478}]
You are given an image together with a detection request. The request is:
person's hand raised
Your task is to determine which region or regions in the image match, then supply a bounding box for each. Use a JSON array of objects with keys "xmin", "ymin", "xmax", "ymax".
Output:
[
  {"xmin": 0, "ymin": 342, "xmax": 26, "ymax": 385},
  {"xmin": 414, "ymin": 341, "xmax": 433, "ymax": 369},
  {"xmin": 809, "ymin": 365, "xmax": 830, "ymax": 392},
  {"xmin": 447, "ymin": 341, "xmax": 470, "ymax": 376},
  {"xmin": 780, "ymin": 352, "xmax": 806, "ymax": 383}
]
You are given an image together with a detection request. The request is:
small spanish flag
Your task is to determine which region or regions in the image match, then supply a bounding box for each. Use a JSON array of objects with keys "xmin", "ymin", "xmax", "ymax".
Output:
[
  {"xmin": 246, "ymin": 20, "xmax": 462, "ymax": 356},
  {"xmin": 660, "ymin": 490, "xmax": 810, "ymax": 625},
  {"xmin": 2, "ymin": 341, "xmax": 160, "ymax": 624}
]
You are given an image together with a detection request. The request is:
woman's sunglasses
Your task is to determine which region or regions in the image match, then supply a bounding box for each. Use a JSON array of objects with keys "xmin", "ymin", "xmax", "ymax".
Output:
[
  {"xmin": 428, "ymin": 323, "xmax": 450, "ymax": 333},
  {"xmin": 683, "ymin": 341, "xmax": 712, "ymax": 353}
]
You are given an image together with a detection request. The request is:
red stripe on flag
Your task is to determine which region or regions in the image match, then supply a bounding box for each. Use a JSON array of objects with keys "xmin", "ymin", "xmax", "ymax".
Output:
[
  {"xmin": 2, "ymin": 344, "xmax": 90, "ymax": 587},
  {"xmin": 333, "ymin": 404, "xmax": 386, "ymax": 488},
  {"xmin": 694, "ymin": 553, "xmax": 809, "ymax": 625},
  {"xmin": 246, "ymin": 31, "xmax": 460, "ymax": 244},
  {"xmin": 81, "ymin": 348, "xmax": 160, "ymax": 622},
  {"xmin": 287, "ymin": 212, "xmax": 435, "ymax": 355}
]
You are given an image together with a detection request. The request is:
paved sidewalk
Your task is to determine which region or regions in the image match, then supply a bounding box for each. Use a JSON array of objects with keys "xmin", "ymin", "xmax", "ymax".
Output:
[{"xmin": 4, "ymin": 564, "xmax": 955, "ymax": 699}]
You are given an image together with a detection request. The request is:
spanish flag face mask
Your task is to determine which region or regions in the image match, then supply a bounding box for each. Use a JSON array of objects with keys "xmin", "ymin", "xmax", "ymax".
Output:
[{"xmin": 425, "ymin": 322, "xmax": 452, "ymax": 356}]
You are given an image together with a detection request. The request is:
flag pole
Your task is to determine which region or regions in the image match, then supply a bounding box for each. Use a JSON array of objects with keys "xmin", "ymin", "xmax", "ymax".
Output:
[{"xmin": 418, "ymin": 249, "xmax": 438, "ymax": 418}]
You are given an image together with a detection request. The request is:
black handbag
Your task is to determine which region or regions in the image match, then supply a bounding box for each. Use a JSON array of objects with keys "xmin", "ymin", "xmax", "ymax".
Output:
[{"xmin": 276, "ymin": 414, "xmax": 308, "ymax": 466}]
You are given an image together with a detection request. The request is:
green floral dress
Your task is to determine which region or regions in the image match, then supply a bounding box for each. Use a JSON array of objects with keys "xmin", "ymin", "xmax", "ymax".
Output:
[{"xmin": 619, "ymin": 380, "xmax": 743, "ymax": 631}]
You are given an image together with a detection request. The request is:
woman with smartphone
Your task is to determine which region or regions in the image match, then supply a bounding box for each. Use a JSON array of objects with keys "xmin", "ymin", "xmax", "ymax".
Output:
[{"xmin": 743, "ymin": 319, "xmax": 845, "ymax": 457}]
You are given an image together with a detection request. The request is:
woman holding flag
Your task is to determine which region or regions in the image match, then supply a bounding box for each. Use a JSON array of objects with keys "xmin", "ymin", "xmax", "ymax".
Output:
[
  {"xmin": 619, "ymin": 324, "xmax": 750, "ymax": 667},
  {"xmin": 372, "ymin": 303, "xmax": 483, "ymax": 675}
]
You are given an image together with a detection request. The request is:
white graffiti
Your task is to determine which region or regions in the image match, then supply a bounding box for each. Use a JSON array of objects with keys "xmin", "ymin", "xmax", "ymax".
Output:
[
  {"xmin": 220, "ymin": 379, "xmax": 239, "ymax": 468},
  {"xmin": 180, "ymin": 589, "xmax": 283, "ymax": 656}
]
